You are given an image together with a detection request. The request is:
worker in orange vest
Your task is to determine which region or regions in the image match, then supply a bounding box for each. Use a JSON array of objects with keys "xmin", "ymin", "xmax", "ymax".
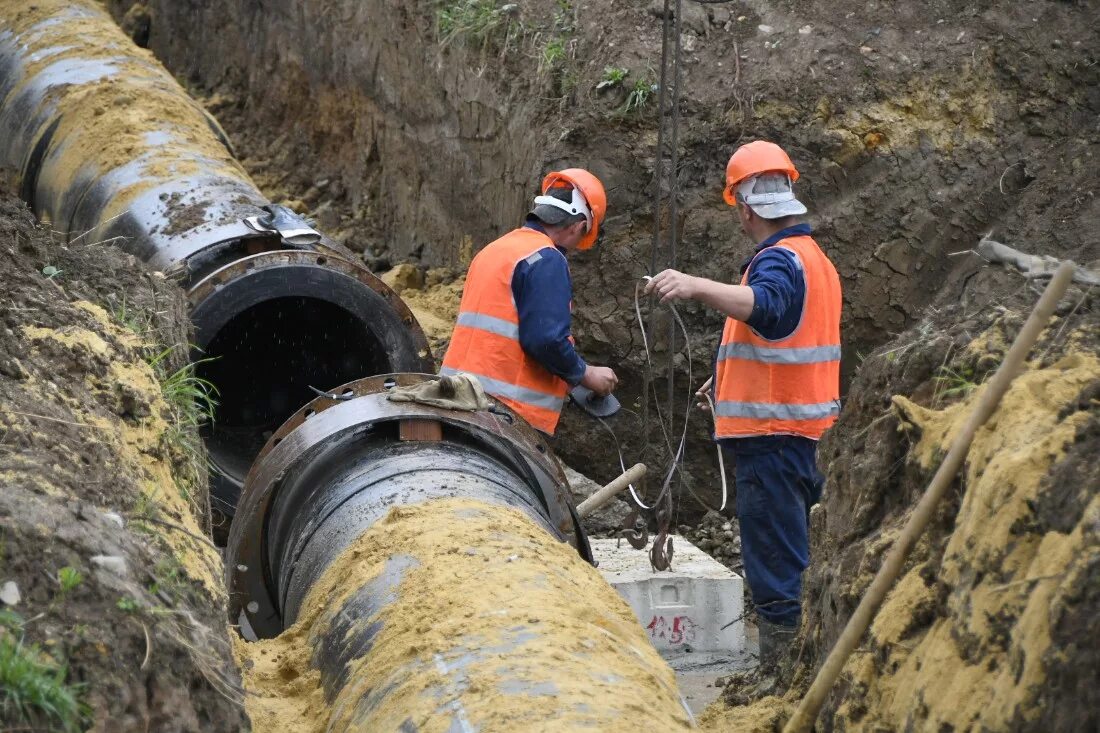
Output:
[
  {"xmin": 644, "ymin": 141, "xmax": 842, "ymax": 668},
  {"xmin": 441, "ymin": 169, "xmax": 618, "ymax": 435}
]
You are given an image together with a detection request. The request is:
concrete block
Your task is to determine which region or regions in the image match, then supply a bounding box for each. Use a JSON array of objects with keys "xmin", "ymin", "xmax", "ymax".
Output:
[{"xmin": 591, "ymin": 536, "xmax": 744, "ymax": 654}]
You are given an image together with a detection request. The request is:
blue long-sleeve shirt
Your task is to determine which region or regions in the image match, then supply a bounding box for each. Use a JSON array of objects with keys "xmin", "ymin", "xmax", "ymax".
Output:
[
  {"xmin": 718, "ymin": 223, "xmax": 813, "ymax": 454},
  {"xmin": 743, "ymin": 223, "xmax": 811, "ymax": 340},
  {"xmin": 510, "ymin": 220, "xmax": 587, "ymax": 385}
]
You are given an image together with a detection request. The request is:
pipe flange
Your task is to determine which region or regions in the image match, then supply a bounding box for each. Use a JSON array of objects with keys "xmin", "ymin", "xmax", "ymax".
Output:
[
  {"xmin": 226, "ymin": 373, "xmax": 580, "ymax": 638},
  {"xmin": 185, "ymin": 249, "xmax": 430, "ymax": 360}
]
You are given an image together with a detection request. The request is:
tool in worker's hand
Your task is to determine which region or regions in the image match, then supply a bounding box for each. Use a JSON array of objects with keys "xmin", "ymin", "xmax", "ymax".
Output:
[{"xmin": 569, "ymin": 384, "xmax": 621, "ymax": 418}]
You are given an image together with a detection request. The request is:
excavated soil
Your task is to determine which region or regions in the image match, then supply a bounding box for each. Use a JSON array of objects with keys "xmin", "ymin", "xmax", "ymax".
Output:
[
  {"xmin": 237, "ymin": 498, "xmax": 692, "ymax": 732},
  {"xmin": 109, "ymin": 0, "xmax": 1100, "ymax": 517},
  {"xmin": 0, "ymin": 188, "xmax": 246, "ymax": 731},
  {"xmin": 717, "ymin": 269, "xmax": 1100, "ymax": 730}
]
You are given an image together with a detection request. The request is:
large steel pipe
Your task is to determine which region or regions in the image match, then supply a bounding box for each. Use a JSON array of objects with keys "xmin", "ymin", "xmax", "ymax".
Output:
[
  {"xmin": 227, "ymin": 374, "xmax": 693, "ymax": 730},
  {"xmin": 226, "ymin": 373, "xmax": 590, "ymax": 637},
  {"xmin": 0, "ymin": 1, "xmax": 432, "ymax": 520}
]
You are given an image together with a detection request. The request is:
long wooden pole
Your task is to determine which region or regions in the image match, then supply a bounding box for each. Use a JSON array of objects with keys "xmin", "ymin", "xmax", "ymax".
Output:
[
  {"xmin": 577, "ymin": 463, "xmax": 648, "ymax": 519},
  {"xmin": 784, "ymin": 262, "xmax": 1075, "ymax": 733}
]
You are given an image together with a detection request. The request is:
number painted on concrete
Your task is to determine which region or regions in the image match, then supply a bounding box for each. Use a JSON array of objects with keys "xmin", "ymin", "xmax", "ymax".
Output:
[{"xmin": 645, "ymin": 615, "xmax": 698, "ymax": 645}]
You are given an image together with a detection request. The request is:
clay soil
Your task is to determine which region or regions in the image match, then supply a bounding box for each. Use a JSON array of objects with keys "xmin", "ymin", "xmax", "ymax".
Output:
[
  {"xmin": 721, "ymin": 272, "xmax": 1100, "ymax": 731},
  {"xmin": 0, "ymin": 187, "xmax": 246, "ymax": 731}
]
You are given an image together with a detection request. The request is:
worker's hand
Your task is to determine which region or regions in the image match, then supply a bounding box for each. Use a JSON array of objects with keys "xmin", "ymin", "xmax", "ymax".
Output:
[
  {"xmin": 581, "ymin": 365, "xmax": 619, "ymax": 397},
  {"xmin": 644, "ymin": 269, "xmax": 697, "ymax": 303},
  {"xmin": 695, "ymin": 376, "xmax": 714, "ymax": 412}
]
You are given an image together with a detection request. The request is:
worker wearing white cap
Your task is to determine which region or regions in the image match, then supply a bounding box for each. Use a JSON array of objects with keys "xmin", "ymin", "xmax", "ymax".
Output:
[{"xmin": 644, "ymin": 141, "xmax": 842, "ymax": 669}]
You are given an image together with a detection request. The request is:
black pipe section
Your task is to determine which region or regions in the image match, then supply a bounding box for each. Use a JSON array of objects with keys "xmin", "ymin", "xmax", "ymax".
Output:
[
  {"xmin": 0, "ymin": 1, "xmax": 432, "ymax": 523},
  {"xmin": 226, "ymin": 373, "xmax": 591, "ymax": 639},
  {"xmin": 224, "ymin": 375, "xmax": 699, "ymax": 730}
]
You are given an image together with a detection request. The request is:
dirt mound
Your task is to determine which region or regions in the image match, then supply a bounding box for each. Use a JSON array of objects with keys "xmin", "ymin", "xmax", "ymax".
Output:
[
  {"xmin": 379, "ymin": 265, "xmax": 464, "ymax": 359},
  {"xmin": 711, "ymin": 266, "xmax": 1100, "ymax": 730},
  {"xmin": 0, "ymin": 190, "xmax": 246, "ymax": 731}
]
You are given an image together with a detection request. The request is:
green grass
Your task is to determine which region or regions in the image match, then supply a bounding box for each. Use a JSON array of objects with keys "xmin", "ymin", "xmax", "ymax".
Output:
[
  {"xmin": 110, "ymin": 295, "xmax": 151, "ymax": 337},
  {"xmin": 540, "ymin": 37, "xmax": 566, "ymax": 70},
  {"xmin": 148, "ymin": 554, "xmax": 189, "ymax": 602},
  {"xmin": 932, "ymin": 365, "xmax": 979, "ymax": 404},
  {"xmin": 116, "ymin": 596, "xmax": 140, "ymax": 613},
  {"xmin": 597, "ymin": 66, "xmax": 629, "ymax": 90},
  {"xmin": 437, "ymin": 0, "xmax": 521, "ymax": 52},
  {"xmin": 146, "ymin": 347, "xmax": 219, "ymax": 505},
  {"xmin": 625, "ymin": 77, "xmax": 654, "ymax": 114},
  {"xmin": 0, "ymin": 634, "xmax": 85, "ymax": 732},
  {"xmin": 56, "ymin": 567, "xmax": 83, "ymax": 597}
]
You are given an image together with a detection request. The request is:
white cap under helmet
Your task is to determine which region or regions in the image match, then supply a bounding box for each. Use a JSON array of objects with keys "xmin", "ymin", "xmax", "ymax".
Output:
[{"xmin": 735, "ymin": 172, "xmax": 808, "ymax": 219}]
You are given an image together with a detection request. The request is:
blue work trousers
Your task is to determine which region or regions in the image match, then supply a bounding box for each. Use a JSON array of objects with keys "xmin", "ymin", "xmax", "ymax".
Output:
[{"xmin": 726, "ymin": 436, "xmax": 823, "ymax": 627}]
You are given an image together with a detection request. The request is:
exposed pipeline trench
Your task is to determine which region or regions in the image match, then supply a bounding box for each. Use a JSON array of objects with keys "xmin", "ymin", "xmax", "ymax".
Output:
[
  {"xmin": 0, "ymin": 2, "xmax": 693, "ymax": 729},
  {"xmin": 0, "ymin": 0, "xmax": 432, "ymax": 527}
]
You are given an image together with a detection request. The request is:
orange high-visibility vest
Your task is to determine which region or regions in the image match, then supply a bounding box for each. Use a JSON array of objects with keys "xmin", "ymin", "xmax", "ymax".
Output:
[
  {"xmin": 441, "ymin": 228, "xmax": 571, "ymax": 434},
  {"xmin": 714, "ymin": 235, "xmax": 842, "ymax": 440}
]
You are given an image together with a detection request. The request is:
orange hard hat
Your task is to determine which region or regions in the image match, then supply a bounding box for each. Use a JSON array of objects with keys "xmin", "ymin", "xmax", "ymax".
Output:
[
  {"xmin": 541, "ymin": 168, "xmax": 607, "ymax": 250},
  {"xmin": 723, "ymin": 141, "xmax": 800, "ymax": 206}
]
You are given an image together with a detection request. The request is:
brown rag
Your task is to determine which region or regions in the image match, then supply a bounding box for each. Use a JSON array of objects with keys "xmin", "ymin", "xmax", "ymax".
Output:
[{"xmin": 386, "ymin": 374, "xmax": 492, "ymax": 411}]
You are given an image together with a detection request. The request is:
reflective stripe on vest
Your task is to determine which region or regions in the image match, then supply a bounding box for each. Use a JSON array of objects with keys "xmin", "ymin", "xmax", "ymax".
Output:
[
  {"xmin": 714, "ymin": 400, "xmax": 841, "ymax": 420},
  {"xmin": 714, "ymin": 235, "xmax": 842, "ymax": 440},
  {"xmin": 439, "ymin": 366, "xmax": 565, "ymax": 412},
  {"xmin": 455, "ymin": 312, "xmax": 520, "ymax": 340},
  {"xmin": 440, "ymin": 227, "xmax": 571, "ymax": 434},
  {"xmin": 717, "ymin": 343, "xmax": 841, "ymax": 365}
]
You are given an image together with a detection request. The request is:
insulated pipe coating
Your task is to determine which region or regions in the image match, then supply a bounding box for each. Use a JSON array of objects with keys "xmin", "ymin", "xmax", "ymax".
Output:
[
  {"xmin": 0, "ymin": 0, "xmax": 432, "ymax": 521},
  {"xmin": 227, "ymin": 374, "xmax": 692, "ymax": 730}
]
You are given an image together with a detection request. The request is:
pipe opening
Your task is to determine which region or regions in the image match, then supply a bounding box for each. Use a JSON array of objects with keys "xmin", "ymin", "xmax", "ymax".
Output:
[{"xmin": 199, "ymin": 296, "xmax": 391, "ymax": 507}]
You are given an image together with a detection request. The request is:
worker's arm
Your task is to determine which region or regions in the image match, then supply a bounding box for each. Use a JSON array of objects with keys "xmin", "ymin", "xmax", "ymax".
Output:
[
  {"xmin": 645, "ymin": 249, "xmax": 802, "ymax": 331},
  {"xmin": 647, "ymin": 273, "xmax": 755, "ymax": 320},
  {"xmin": 512, "ymin": 248, "xmax": 588, "ymax": 386}
]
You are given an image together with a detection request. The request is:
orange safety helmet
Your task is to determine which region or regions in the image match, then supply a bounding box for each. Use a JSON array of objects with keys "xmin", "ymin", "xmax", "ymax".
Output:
[
  {"xmin": 723, "ymin": 141, "xmax": 800, "ymax": 206},
  {"xmin": 541, "ymin": 168, "xmax": 607, "ymax": 251}
]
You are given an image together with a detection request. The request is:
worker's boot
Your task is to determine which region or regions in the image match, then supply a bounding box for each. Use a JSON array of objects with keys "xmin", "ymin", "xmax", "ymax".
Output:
[{"xmin": 757, "ymin": 617, "xmax": 797, "ymax": 673}]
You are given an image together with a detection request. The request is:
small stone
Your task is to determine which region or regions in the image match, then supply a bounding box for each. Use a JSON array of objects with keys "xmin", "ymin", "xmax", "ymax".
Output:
[
  {"xmin": 102, "ymin": 511, "xmax": 125, "ymax": 529},
  {"xmin": 721, "ymin": 522, "xmax": 732, "ymax": 531},
  {"xmin": 798, "ymin": 25, "xmax": 812, "ymax": 35},
  {"xmin": 0, "ymin": 581, "xmax": 20, "ymax": 606},
  {"xmin": 90, "ymin": 555, "xmax": 129, "ymax": 578},
  {"xmin": 757, "ymin": 24, "xmax": 774, "ymax": 35}
]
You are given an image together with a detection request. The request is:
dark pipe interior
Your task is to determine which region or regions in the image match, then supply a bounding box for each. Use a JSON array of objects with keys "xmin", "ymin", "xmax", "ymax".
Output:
[{"xmin": 199, "ymin": 296, "xmax": 390, "ymax": 487}]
